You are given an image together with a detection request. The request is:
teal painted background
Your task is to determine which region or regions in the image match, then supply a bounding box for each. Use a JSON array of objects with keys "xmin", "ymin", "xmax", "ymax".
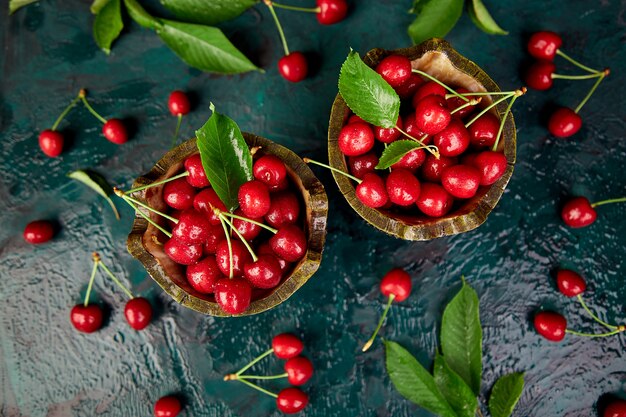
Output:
[{"xmin": 1, "ymin": 1, "xmax": 625, "ymax": 416}]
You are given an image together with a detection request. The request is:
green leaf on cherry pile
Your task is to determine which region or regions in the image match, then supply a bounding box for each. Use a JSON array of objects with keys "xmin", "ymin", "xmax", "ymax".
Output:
[
  {"xmin": 196, "ymin": 104, "xmax": 253, "ymax": 212},
  {"xmin": 433, "ymin": 354, "xmax": 478, "ymax": 417},
  {"xmin": 468, "ymin": 0, "xmax": 508, "ymax": 35},
  {"xmin": 376, "ymin": 140, "xmax": 423, "ymax": 170},
  {"xmin": 68, "ymin": 170, "xmax": 120, "ymax": 220},
  {"xmin": 338, "ymin": 50, "xmax": 400, "ymax": 129},
  {"xmin": 488, "ymin": 372, "xmax": 525, "ymax": 417},
  {"xmin": 9, "ymin": 0, "xmax": 39, "ymax": 14},
  {"xmin": 407, "ymin": 0, "xmax": 464, "ymax": 45},
  {"xmin": 160, "ymin": 0, "xmax": 258, "ymax": 25},
  {"xmin": 93, "ymin": 0, "xmax": 124, "ymax": 55}
]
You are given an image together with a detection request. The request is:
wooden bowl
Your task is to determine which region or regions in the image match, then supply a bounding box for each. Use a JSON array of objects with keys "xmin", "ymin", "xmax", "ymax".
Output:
[
  {"xmin": 328, "ymin": 38, "xmax": 516, "ymax": 240},
  {"xmin": 126, "ymin": 134, "xmax": 328, "ymax": 316}
]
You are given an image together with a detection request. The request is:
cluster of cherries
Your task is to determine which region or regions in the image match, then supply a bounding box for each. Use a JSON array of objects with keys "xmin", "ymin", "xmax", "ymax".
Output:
[
  {"xmin": 224, "ymin": 333, "xmax": 312, "ymax": 414},
  {"xmin": 525, "ymin": 31, "xmax": 610, "ymax": 138},
  {"xmin": 534, "ymin": 269, "xmax": 624, "ymax": 342}
]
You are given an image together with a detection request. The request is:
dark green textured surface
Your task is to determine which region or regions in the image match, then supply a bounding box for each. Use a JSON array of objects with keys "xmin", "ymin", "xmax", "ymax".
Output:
[{"xmin": 1, "ymin": 1, "xmax": 625, "ymax": 416}]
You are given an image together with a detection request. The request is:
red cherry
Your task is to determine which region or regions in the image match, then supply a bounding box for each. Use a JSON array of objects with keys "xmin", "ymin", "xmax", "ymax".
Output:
[
  {"xmin": 528, "ymin": 31, "xmax": 562, "ymax": 60},
  {"xmin": 23, "ymin": 220, "xmax": 55, "ymax": 244},
  {"xmin": 605, "ymin": 400, "xmax": 626, "ymax": 417},
  {"xmin": 272, "ymin": 333, "xmax": 304, "ymax": 359},
  {"xmin": 216, "ymin": 239, "xmax": 253, "ymax": 277},
  {"xmin": 441, "ymin": 164, "xmax": 481, "ymax": 199},
  {"xmin": 338, "ymin": 122, "xmax": 375, "ymax": 156},
  {"xmin": 164, "ymin": 178, "xmax": 196, "ymax": 210},
  {"xmin": 414, "ymin": 95, "xmax": 451, "ymax": 135},
  {"xmin": 194, "ymin": 188, "xmax": 227, "ymax": 225},
  {"xmin": 203, "ymin": 224, "xmax": 226, "ymax": 254},
  {"xmin": 184, "ymin": 154, "xmax": 210, "ymax": 188},
  {"xmin": 168, "ymin": 90, "xmax": 191, "ymax": 116},
  {"xmin": 356, "ymin": 173, "xmax": 389, "ymax": 208},
  {"xmin": 244, "ymin": 254, "xmax": 282, "ymax": 289},
  {"xmin": 376, "ymin": 55, "xmax": 412, "ymax": 88},
  {"xmin": 534, "ymin": 311, "xmax": 567, "ymax": 342},
  {"xmin": 285, "ymin": 356, "xmax": 314, "ymax": 386},
  {"xmin": 186, "ymin": 256, "xmax": 223, "ymax": 293},
  {"xmin": 471, "ymin": 151, "xmax": 508, "ymax": 186},
  {"xmin": 386, "ymin": 169, "xmax": 421, "ymax": 206},
  {"xmin": 468, "ymin": 112, "xmax": 500, "ymax": 148},
  {"xmin": 172, "ymin": 209, "xmax": 212, "ymax": 244},
  {"xmin": 270, "ymin": 225, "xmax": 307, "ymax": 262},
  {"xmin": 214, "ymin": 278, "xmax": 252, "ymax": 314},
  {"xmin": 258, "ymin": 242, "xmax": 290, "ymax": 273},
  {"xmin": 278, "ymin": 52, "xmax": 308, "ymax": 83},
  {"xmin": 447, "ymin": 88, "xmax": 476, "ymax": 119},
  {"xmin": 556, "ymin": 270, "xmax": 586, "ymax": 297},
  {"xmin": 316, "ymin": 0, "xmax": 348, "ymax": 25},
  {"xmin": 348, "ymin": 152, "xmax": 379, "ymax": 179},
  {"xmin": 124, "ymin": 297, "xmax": 152, "ymax": 330},
  {"xmin": 412, "ymin": 81, "xmax": 447, "ymax": 107},
  {"xmin": 402, "ymin": 113, "xmax": 429, "ymax": 142},
  {"xmin": 154, "ymin": 395, "xmax": 182, "ymax": 417},
  {"xmin": 374, "ymin": 116, "xmax": 402, "ymax": 144},
  {"xmin": 380, "ymin": 268, "xmax": 411, "ymax": 301},
  {"xmin": 421, "ymin": 155, "xmax": 457, "ymax": 183},
  {"xmin": 276, "ymin": 388, "xmax": 309, "ymax": 414},
  {"xmin": 391, "ymin": 148, "xmax": 426, "ymax": 172},
  {"xmin": 416, "ymin": 183, "xmax": 454, "ymax": 217},
  {"xmin": 395, "ymin": 73, "xmax": 424, "ymax": 99},
  {"xmin": 232, "ymin": 209, "xmax": 263, "ymax": 241},
  {"xmin": 38, "ymin": 129, "xmax": 64, "ymax": 157},
  {"xmin": 102, "ymin": 118, "xmax": 128, "ymax": 144},
  {"xmin": 70, "ymin": 304, "xmax": 103, "ymax": 333},
  {"xmin": 433, "ymin": 119, "xmax": 470, "ymax": 157},
  {"xmin": 253, "ymin": 155, "xmax": 288, "ymax": 190},
  {"xmin": 548, "ymin": 107, "xmax": 582, "ymax": 138},
  {"xmin": 347, "ymin": 114, "xmax": 366, "ymax": 124},
  {"xmin": 561, "ymin": 197, "xmax": 597, "ymax": 228},
  {"xmin": 164, "ymin": 238, "xmax": 203, "ymax": 265},
  {"xmin": 525, "ymin": 61, "xmax": 556, "ymax": 90},
  {"xmin": 238, "ymin": 180, "xmax": 271, "ymax": 218},
  {"xmin": 265, "ymin": 192, "xmax": 300, "ymax": 228}
]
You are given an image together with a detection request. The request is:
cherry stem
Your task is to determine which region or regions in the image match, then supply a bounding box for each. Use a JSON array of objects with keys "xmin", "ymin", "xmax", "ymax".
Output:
[
  {"xmin": 304, "ymin": 158, "xmax": 363, "ymax": 184},
  {"xmin": 556, "ymin": 50, "xmax": 600, "ymax": 74},
  {"xmin": 445, "ymin": 91, "xmax": 515, "ymax": 99},
  {"xmin": 476, "ymin": 408, "xmax": 485, "ymax": 417},
  {"xmin": 98, "ymin": 260, "xmax": 134, "ymax": 300},
  {"xmin": 83, "ymin": 254, "xmax": 100, "ymax": 307},
  {"xmin": 395, "ymin": 126, "xmax": 440, "ymax": 159},
  {"xmin": 590, "ymin": 197, "xmax": 626, "ymax": 208},
  {"xmin": 451, "ymin": 98, "xmax": 482, "ymax": 114},
  {"xmin": 51, "ymin": 95, "xmax": 81, "ymax": 131},
  {"xmin": 119, "ymin": 194, "xmax": 173, "ymax": 238},
  {"xmin": 263, "ymin": 1, "xmax": 290, "ymax": 56},
  {"xmin": 465, "ymin": 93, "xmax": 515, "ymax": 129},
  {"xmin": 121, "ymin": 194, "xmax": 179, "ymax": 224},
  {"xmin": 219, "ymin": 214, "xmax": 259, "ymax": 263},
  {"xmin": 362, "ymin": 294, "xmax": 396, "ymax": 352},
  {"xmin": 218, "ymin": 216, "xmax": 234, "ymax": 279},
  {"xmin": 565, "ymin": 328, "xmax": 624, "ymax": 338},
  {"xmin": 238, "ymin": 373, "xmax": 288, "ymax": 380},
  {"xmin": 171, "ymin": 114, "xmax": 183, "ymax": 148},
  {"xmin": 551, "ymin": 72, "xmax": 604, "ymax": 81},
  {"xmin": 270, "ymin": 2, "xmax": 320, "ymax": 12},
  {"xmin": 126, "ymin": 171, "xmax": 190, "ymax": 194},
  {"xmin": 576, "ymin": 295, "xmax": 617, "ymax": 330},
  {"xmin": 411, "ymin": 70, "xmax": 468, "ymax": 101},
  {"xmin": 236, "ymin": 378, "xmax": 278, "ymax": 398},
  {"xmin": 221, "ymin": 212, "xmax": 278, "ymax": 234},
  {"xmin": 492, "ymin": 95, "xmax": 518, "ymax": 152},
  {"xmin": 79, "ymin": 90, "xmax": 107, "ymax": 125},
  {"xmin": 574, "ymin": 71, "xmax": 608, "ymax": 114},
  {"xmin": 235, "ymin": 348, "xmax": 274, "ymax": 376}
]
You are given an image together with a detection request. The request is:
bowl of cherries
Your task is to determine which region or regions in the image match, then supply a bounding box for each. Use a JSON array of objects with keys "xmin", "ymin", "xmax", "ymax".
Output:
[
  {"xmin": 123, "ymin": 109, "xmax": 328, "ymax": 316},
  {"xmin": 324, "ymin": 39, "xmax": 521, "ymax": 240}
]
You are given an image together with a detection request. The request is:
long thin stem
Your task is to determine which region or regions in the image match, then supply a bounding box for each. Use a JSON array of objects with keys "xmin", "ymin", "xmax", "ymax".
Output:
[
  {"xmin": 98, "ymin": 261, "xmax": 134, "ymax": 300},
  {"xmin": 492, "ymin": 95, "xmax": 517, "ymax": 152},
  {"xmin": 83, "ymin": 256, "xmax": 100, "ymax": 307},
  {"xmin": 219, "ymin": 216, "xmax": 234, "ymax": 279},
  {"xmin": 126, "ymin": 171, "xmax": 190, "ymax": 194},
  {"xmin": 125, "ymin": 198, "xmax": 172, "ymax": 237},
  {"xmin": 591, "ymin": 197, "xmax": 626, "ymax": 207},
  {"xmin": 264, "ymin": 1, "xmax": 290, "ymax": 56},
  {"xmin": 465, "ymin": 93, "xmax": 514, "ymax": 128},
  {"xmin": 52, "ymin": 95, "xmax": 81, "ymax": 131},
  {"xmin": 304, "ymin": 158, "xmax": 362, "ymax": 183},
  {"xmin": 237, "ymin": 378, "xmax": 278, "ymax": 398},
  {"xmin": 556, "ymin": 50, "xmax": 600, "ymax": 74},
  {"xmin": 565, "ymin": 328, "xmax": 623, "ymax": 338},
  {"xmin": 395, "ymin": 126, "xmax": 440, "ymax": 158},
  {"xmin": 451, "ymin": 98, "xmax": 481, "ymax": 115},
  {"xmin": 219, "ymin": 214, "xmax": 258, "ymax": 262},
  {"xmin": 171, "ymin": 114, "xmax": 183, "ymax": 148},
  {"xmin": 445, "ymin": 91, "xmax": 515, "ymax": 99},
  {"xmin": 577, "ymin": 295, "xmax": 617, "ymax": 330},
  {"xmin": 235, "ymin": 348, "xmax": 274, "ymax": 376},
  {"xmin": 271, "ymin": 2, "xmax": 319, "ymax": 12},
  {"xmin": 362, "ymin": 294, "xmax": 395, "ymax": 352},
  {"xmin": 238, "ymin": 373, "xmax": 288, "ymax": 380},
  {"xmin": 412, "ymin": 70, "xmax": 468, "ymax": 101},
  {"xmin": 221, "ymin": 212, "xmax": 278, "ymax": 234},
  {"xmin": 551, "ymin": 72, "xmax": 604, "ymax": 80},
  {"xmin": 79, "ymin": 91, "xmax": 107, "ymax": 124},
  {"xmin": 574, "ymin": 73, "xmax": 606, "ymax": 114},
  {"xmin": 122, "ymin": 195, "xmax": 179, "ymax": 224}
]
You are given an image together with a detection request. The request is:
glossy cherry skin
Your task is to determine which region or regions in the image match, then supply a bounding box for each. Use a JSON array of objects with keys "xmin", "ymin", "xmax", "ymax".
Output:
[
  {"xmin": 605, "ymin": 400, "xmax": 626, "ymax": 417},
  {"xmin": 232, "ymin": 208, "xmax": 263, "ymax": 241},
  {"xmin": 402, "ymin": 113, "xmax": 428, "ymax": 142},
  {"xmin": 421, "ymin": 155, "xmax": 457, "ymax": 183},
  {"xmin": 338, "ymin": 122, "xmax": 375, "ymax": 156},
  {"xmin": 214, "ymin": 278, "xmax": 252, "ymax": 314},
  {"xmin": 194, "ymin": 188, "xmax": 227, "ymax": 225},
  {"xmin": 258, "ymin": 242, "xmax": 289, "ymax": 273},
  {"xmin": 172, "ymin": 209, "xmax": 213, "ymax": 244},
  {"xmin": 441, "ymin": 164, "xmax": 481, "ymax": 199},
  {"xmin": 412, "ymin": 81, "xmax": 447, "ymax": 107},
  {"xmin": 154, "ymin": 395, "xmax": 182, "ymax": 417},
  {"xmin": 238, "ymin": 180, "xmax": 271, "ymax": 218},
  {"xmin": 414, "ymin": 95, "xmax": 451, "ymax": 135},
  {"xmin": 186, "ymin": 256, "xmax": 223, "ymax": 293},
  {"xmin": 556, "ymin": 269, "xmax": 586, "ymax": 297},
  {"xmin": 278, "ymin": 52, "xmax": 308, "ymax": 83},
  {"xmin": 216, "ymin": 239, "xmax": 253, "ymax": 277},
  {"xmin": 386, "ymin": 169, "xmax": 421, "ymax": 206},
  {"xmin": 168, "ymin": 90, "xmax": 191, "ymax": 116},
  {"xmin": 376, "ymin": 55, "xmax": 412, "ymax": 88},
  {"xmin": 272, "ymin": 333, "xmax": 304, "ymax": 359},
  {"xmin": 472, "ymin": 151, "xmax": 507, "ymax": 186},
  {"xmin": 102, "ymin": 118, "xmax": 128, "ymax": 144},
  {"xmin": 433, "ymin": 119, "xmax": 470, "ymax": 157},
  {"xmin": 380, "ymin": 268, "xmax": 412, "ymax": 301},
  {"xmin": 270, "ymin": 225, "xmax": 307, "ymax": 262},
  {"xmin": 164, "ymin": 238, "xmax": 203, "ymax": 265},
  {"xmin": 561, "ymin": 197, "xmax": 597, "ymax": 228},
  {"xmin": 316, "ymin": 0, "xmax": 348, "ymax": 25},
  {"xmin": 356, "ymin": 173, "xmax": 389, "ymax": 208},
  {"xmin": 395, "ymin": 73, "xmax": 424, "ymax": 99},
  {"xmin": 348, "ymin": 152, "xmax": 378, "ymax": 179},
  {"xmin": 244, "ymin": 254, "xmax": 282, "ymax": 289},
  {"xmin": 23, "ymin": 220, "xmax": 55, "ymax": 244},
  {"xmin": 70, "ymin": 304, "xmax": 103, "ymax": 333},
  {"xmin": 38, "ymin": 129, "xmax": 64, "ymax": 157},
  {"xmin": 548, "ymin": 107, "xmax": 582, "ymax": 138},
  {"xmin": 285, "ymin": 356, "xmax": 314, "ymax": 386},
  {"xmin": 203, "ymin": 224, "xmax": 226, "ymax": 254},
  {"xmin": 528, "ymin": 31, "xmax": 562, "ymax": 60},
  {"xmin": 447, "ymin": 88, "xmax": 475, "ymax": 119},
  {"xmin": 164, "ymin": 178, "xmax": 196, "ymax": 210},
  {"xmin": 254, "ymin": 155, "xmax": 288, "ymax": 191},
  {"xmin": 124, "ymin": 297, "xmax": 153, "ymax": 330},
  {"xmin": 525, "ymin": 61, "xmax": 555, "ymax": 90},
  {"xmin": 468, "ymin": 112, "xmax": 499, "ymax": 148},
  {"xmin": 347, "ymin": 114, "xmax": 366, "ymax": 124},
  {"xmin": 416, "ymin": 183, "xmax": 454, "ymax": 217},
  {"xmin": 534, "ymin": 311, "xmax": 567, "ymax": 342},
  {"xmin": 277, "ymin": 388, "xmax": 309, "ymax": 414},
  {"xmin": 184, "ymin": 154, "xmax": 210, "ymax": 188},
  {"xmin": 374, "ymin": 117, "xmax": 402, "ymax": 144},
  {"xmin": 392, "ymin": 148, "xmax": 426, "ymax": 172},
  {"xmin": 265, "ymin": 192, "xmax": 300, "ymax": 228}
]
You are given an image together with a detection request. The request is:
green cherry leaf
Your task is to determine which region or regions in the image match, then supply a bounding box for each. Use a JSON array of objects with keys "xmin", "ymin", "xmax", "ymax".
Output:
[
  {"xmin": 433, "ymin": 353, "xmax": 478, "ymax": 417},
  {"xmin": 68, "ymin": 170, "xmax": 120, "ymax": 220},
  {"xmin": 376, "ymin": 140, "xmax": 423, "ymax": 170},
  {"xmin": 440, "ymin": 280, "xmax": 483, "ymax": 395},
  {"xmin": 195, "ymin": 104, "xmax": 253, "ymax": 212},
  {"xmin": 93, "ymin": 0, "xmax": 124, "ymax": 55},
  {"xmin": 407, "ymin": 0, "xmax": 464, "ymax": 45},
  {"xmin": 123, "ymin": 0, "xmax": 162, "ymax": 30},
  {"xmin": 468, "ymin": 0, "xmax": 509, "ymax": 36},
  {"xmin": 338, "ymin": 50, "xmax": 400, "ymax": 129},
  {"xmin": 9, "ymin": 0, "xmax": 39, "ymax": 14},
  {"xmin": 90, "ymin": 0, "xmax": 110, "ymax": 14},
  {"xmin": 488, "ymin": 372, "xmax": 525, "ymax": 417},
  {"xmin": 385, "ymin": 340, "xmax": 457, "ymax": 417},
  {"xmin": 160, "ymin": 0, "xmax": 258, "ymax": 25}
]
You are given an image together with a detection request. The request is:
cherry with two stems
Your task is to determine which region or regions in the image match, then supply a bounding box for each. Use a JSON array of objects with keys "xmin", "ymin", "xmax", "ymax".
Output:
[
  {"xmin": 264, "ymin": 1, "xmax": 308, "ymax": 82},
  {"xmin": 79, "ymin": 89, "xmax": 128, "ymax": 144},
  {"xmin": 168, "ymin": 90, "xmax": 191, "ymax": 146},
  {"xmin": 269, "ymin": 0, "xmax": 348, "ymax": 25},
  {"xmin": 561, "ymin": 195, "xmax": 626, "ymax": 228},
  {"xmin": 38, "ymin": 93, "xmax": 82, "ymax": 157}
]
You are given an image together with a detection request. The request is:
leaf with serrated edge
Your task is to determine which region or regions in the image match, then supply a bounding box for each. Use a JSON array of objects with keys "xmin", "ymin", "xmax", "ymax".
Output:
[
  {"xmin": 407, "ymin": 0, "xmax": 464, "ymax": 45},
  {"xmin": 441, "ymin": 280, "xmax": 483, "ymax": 395},
  {"xmin": 338, "ymin": 50, "xmax": 400, "ymax": 129},
  {"xmin": 196, "ymin": 104, "xmax": 253, "ymax": 212},
  {"xmin": 434, "ymin": 353, "xmax": 478, "ymax": 417},
  {"xmin": 385, "ymin": 340, "xmax": 457, "ymax": 417},
  {"xmin": 469, "ymin": 0, "xmax": 508, "ymax": 35},
  {"xmin": 160, "ymin": 0, "xmax": 258, "ymax": 25},
  {"xmin": 489, "ymin": 372, "xmax": 525, "ymax": 417},
  {"xmin": 376, "ymin": 140, "xmax": 423, "ymax": 169},
  {"xmin": 93, "ymin": 0, "xmax": 123, "ymax": 55},
  {"xmin": 68, "ymin": 170, "xmax": 120, "ymax": 220},
  {"xmin": 9, "ymin": 0, "xmax": 38, "ymax": 14}
]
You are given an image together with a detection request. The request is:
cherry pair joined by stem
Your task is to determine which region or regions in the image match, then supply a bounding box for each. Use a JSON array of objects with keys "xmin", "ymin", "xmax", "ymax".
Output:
[{"xmin": 561, "ymin": 196, "xmax": 626, "ymax": 228}]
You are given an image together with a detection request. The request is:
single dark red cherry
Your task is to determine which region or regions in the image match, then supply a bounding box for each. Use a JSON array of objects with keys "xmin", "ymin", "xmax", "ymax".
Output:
[
  {"xmin": 421, "ymin": 155, "xmax": 457, "ymax": 183},
  {"xmin": 561, "ymin": 197, "xmax": 597, "ymax": 228},
  {"xmin": 447, "ymin": 88, "xmax": 476, "ymax": 119},
  {"xmin": 23, "ymin": 220, "xmax": 55, "ymax": 244},
  {"xmin": 186, "ymin": 256, "xmax": 223, "ymax": 293},
  {"xmin": 253, "ymin": 155, "xmax": 288, "ymax": 190},
  {"xmin": 376, "ymin": 55, "xmax": 412, "ymax": 88},
  {"xmin": 232, "ymin": 208, "xmax": 263, "ymax": 241},
  {"xmin": 374, "ymin": 116, "xmax": 402, "ymax": 144},
  {"xmin": 154, "ymin": 395, "xmax": 182, "ymax": 417},
  {"xmin": 38, "ymin": 129, "xmax": 64, "ymax": 157},
  {"xmin": 338, "ymin": 122, "xmax": 375, "ymax": 156},
  {"xmin": 278, "ymin": 52, "xmax": 308, "ymax": 83},
  {"xmin": 277, "ymin": 388, "xmax": 309, "ymax": 414},
  {"xmin": 184, "ymin": 154, "xmax": 210, "ymax": 188},
  {"xmin": 356, "ymin": 173, "xmax": 389, "ymax": 208},
  {"xmin": 441, "ymin": 164, "xmax": 481, "ymax": 199},
  {"xmin": 347, "ymin": 114, "xmax": 366, "ymax": 124},
  {"xmin": 172, "ymin": 209, "xmax": 212, "ymax": 244},
  {"xmin": 468, "ymin": 112, "xmax": 500, "ymax": 148},
  {"xmin": 203, "ymin": 224, "xmax": 226, "ymax": 254},
  {"xmin": 238, "ymin": 180, "xmax": 271, "ymax": 218},
  {"xmin": 244, "ymin": 254, "xmax": 282, "ymax": 289},
  {"xmin": 605, "ymin": 400, "xmax": 626, "ymax": 417},
  {"xmin": 216, "ymin": 239, "xmax": 253, "ymax": 277},
  {"xmin": 525, "ymin": 61, "xmax": 556, "ymax": 90},
  {"xmin": 402, "ymin": 112, "xmax": 428, "ymax": 142},
  {"xmin": 285, "ymin": 356, "xmax": 314, "ymax": 386},
  {"xmin": 556, "ymin": 269, "xmax": 586, "ymax": 297},
  {"xmin": 392, "ymin": 148, "xmax": 426, "ymax": 172},
  {"xmin": 164, "ymin": 238, "xmax": 203, "ymax": 265},
  {"xmin": 534, "ymin": 311, "xmax": 567, "ymax": 342},
  {"xmin": 265, "ymin": 192, "xmax": 300, "ymax": 228},
  {"xmin": 380, "ymin": 268, "xmax": 412, "ymax": 301},
  {"xmin": 316, "ymin": 0, "xmax": 348, "ymax": 25},
  {"xmin": 414, "ymin": 95, "xmax": 451, "ymax": 135},
  {"xmin": 258, "ymin": 242, "xmax": 290, "ymax": 274},
  {"xmin": 386, "ymin": 169, "xmax": 421, "ymax": 206},
  {"xmin": 168, "ymin": 90, "xmax": 191, "ymax": 116},
  {"xmin": 348, "ymin": 152, "xmax": 378, "ymax": 179},
  {"xmin": 70, "ymin": 304, "xmax": 103, "ymax": 333},
  {"xmin": 270, "ymin": 225, "xmax": 307, "ymax": 262},
  {"xmin": 124, "ymin": 297, "xmax": 153, "ymax": 330},
  {"xmin": 412, "ymin": 81, "xmax": 447, "ymax": 107},
  {"xmin": 102, "ymin": 118, "xmax": 128, "ymax": 144},
  {"xmin": 472, "ymin": 151, "xmax": 507, "ymax": 186},
  {"xmin": 528, "ymin": 31, "xmax": 562, "ymax": 60},
  {"xmin": 164, "ymin": 178, "xmax": 196, "ymax": 210},
  {"xmin": 214, "ymin": 278, "xmax": 252, "ymax": 314},
  {"xmin": 395, "ymin": 73, "xmax": 424, "ymax": 99},
  {"xmin": 416, "ymin": 183, "xmax": 454, "ymax": 217},
  {"xmin": 194, "ymin": 188, "xmax": 227, "ymax": 225},
  {"xmin": 272, "ymin": 333, "xmax": 304, "ymax": 359},
  {"xmin": 433, "ymin": 119, "xmax": 470, "ymax": 157},
  {"xmin": 548, "ymin": 107, "xmax": 582, "ymax": 138}
]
